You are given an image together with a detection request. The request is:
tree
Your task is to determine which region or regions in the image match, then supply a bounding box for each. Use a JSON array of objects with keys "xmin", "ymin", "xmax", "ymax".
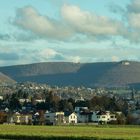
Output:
[
  {"xmin": 0, "ymin": 112, "xmax": 7, "ymax": 123},
  {"xmin": 36, "ymin": 102, "xmax": 48, "ymax": 110},
  {"xmin": 58, "ymin": 99, "xmax": 74, "ymax": 112},
  {"xmin": 45, "ymin": 91, "xmax": 61, "ymax": 111},
  {"xmin": 116, "ymin": 113, "xmax": 126, "ymax": 125},
  {"xmin": 89, "ymin": 96, "xmax": 104, "ymax": 110},
  {"xmin": 9, "ymin": 93, "xmax": 21, "ymax": 110}
]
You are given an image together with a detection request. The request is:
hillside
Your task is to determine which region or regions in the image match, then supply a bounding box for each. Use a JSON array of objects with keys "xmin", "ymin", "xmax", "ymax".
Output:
[
  {"xmin": 0, "ymin": 61, "xmax": 140, "ymax": 88},
  {"xmin": 0, "ymin": 72, "xmax": 16, "ymax": 84}
]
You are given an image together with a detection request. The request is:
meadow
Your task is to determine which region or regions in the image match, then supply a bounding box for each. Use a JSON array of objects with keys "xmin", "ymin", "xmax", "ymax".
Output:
[{"xmin": 0, "ymin": 125, "xmax": 139, "ymax": 140}]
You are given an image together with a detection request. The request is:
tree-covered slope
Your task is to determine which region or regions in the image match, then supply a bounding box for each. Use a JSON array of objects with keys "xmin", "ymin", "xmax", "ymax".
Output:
[
  {"xmin": 0, "ymin": 61, "xmax": 140, "ymax": 88},
  {"xmin": 0, "ymin": 72, "xmax": 16, "ymax": 84}
]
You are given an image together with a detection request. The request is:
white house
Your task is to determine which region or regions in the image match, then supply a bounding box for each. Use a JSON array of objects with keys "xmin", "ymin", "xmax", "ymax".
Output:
[
  {"xmin": 91, "ymin": 111, "xmax": 117, "ymax": 124},
  {"xmin": 45, "ymin": 111, "xmax": 65, "ymax": 125},
  {"xmin": 19, "ymin": 99, "xmax": 31, "ymax": 103},
  {"xmin": 106, "ymin": 111, "xmax": 117, "ymax": 122},
  {"xmin": 64, "ymin": 112, "xmax": 77, "ymax": 124},
  {"xmin": 35, "ymin": 99, "xmax": 45, "ymax": 103}
]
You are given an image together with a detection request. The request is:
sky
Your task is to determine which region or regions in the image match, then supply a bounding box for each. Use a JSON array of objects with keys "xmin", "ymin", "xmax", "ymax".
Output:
[{"xmin": 1, "ymin": 0, "xmax": 140, "ymax": 66}]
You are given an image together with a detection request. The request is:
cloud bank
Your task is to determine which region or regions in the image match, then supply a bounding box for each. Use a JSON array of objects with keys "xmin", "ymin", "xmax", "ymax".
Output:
[
  {"xmin": 125, "ymin": 0, "xmax": 140, "ymax": 42},
  {"xmin": 61, "ymin": 4, "xmax": 125, "ymax": 37},
  {"xmin": 14, "ymin": 6, "xmax": 73, "ymax": 40},
  {"xmin": 13, "ymin": 4, "xmax": 128, "ymax": 42},
  {"xmin": 1, "ymin": 0, "xmax": 140, "ymax": 66}
]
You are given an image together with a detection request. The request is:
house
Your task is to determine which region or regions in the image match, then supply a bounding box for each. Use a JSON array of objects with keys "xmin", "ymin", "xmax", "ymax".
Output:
[
  {"xmin": 64, "ymin": 112, "xmax": 77, "ymax": 124},
  {"xmin": 22, "ymin": 102, "xmax": 33, "ymax": 112},
  {"xmin": 106, "ymin": 111, "xmax": 117, "ymax": 122},
  {"xmin": 45, "ymin": 111, "xmax": 65, "ymax": 125},
  {"xmin": 4, "ymin": 108, "xmax": 9, "ymax": 113},
  {"xmin": 8, "ymin": 112, "xmax": 21, "ymax": 124},
  {"xmin": 20, "ymin": 114, "xmax": 32, "ymax": 124},
  {"xmin": 75, "ymin": 107, "xmax": 92, "ymax": 123},
  {"xmin": 91, "ymin": 111, "xmax": 117, "ymax": 124},
  {"xmin": 32, "ymin": 112, "xmax": 40, "ymax": 125},
  {"xmin": 75, "ymin": 96, "xmax": 85, "ymax": 102},
  {"xmin": 0, "ymin": 111, "xmax": 7, "ymax": 124},
  {"xmin": 92, "ymin": 111, "xmax": 108, "ymax": 124},
  {"xmin": 32, "ymin": 111, "xmax": 45, "ymax": 125},
  {"xmin": 75, "ymin": 107, "xmax": 88, "ymax": 113},
  {"xmin": 77, "ymin": 112, "xmax": 88, "ymax": 123},
  {"xmin": 78, "ymin": 111, "xmax": 93, "ymax": 123},
  {"xmin": 0, "ymin": 96, "xmax": 3, "ymax": 100},
  {"xmin": 19, "ymin": 99, "xmax": 31, "ymax": 103},
  {"xmin": 7, "ymin": 112, "xmax": 32, "ymax": 124},
  {"xmin": 35, "ymin": 99, "xmax": 45, "ymax": 103}
]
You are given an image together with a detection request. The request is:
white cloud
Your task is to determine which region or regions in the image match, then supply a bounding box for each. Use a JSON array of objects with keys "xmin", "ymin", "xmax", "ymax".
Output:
[
  {"xmin": 39, "ymin": 48, "xmax": 58, "ymax": 59},
  {"xmin": 37, "ymin": 48, "xmax": 65, "ymax": 62},
  {"xmin": 11, "ymin": 1, "xmax": 140, "ymax": 43},
  {"xmin": 38, "ymin": 48, "xmax": 81, "ymax": 63},
  {"xmin": 127, "ymin": 0, "xmax": 140, "ymax": 29},
  {"xmin": 61, "ymin": 4, "xmax": 126, "ymax": 37},
  {"xmin": 13, "ymin": 4, "xmax": 128, "ymax": 42},
  {"xmin": 128, "ymin": 13, "xmax": 140, "ymax": 29},
  {"xmin": 127, "ymin": 0, "xmax": 140, "ymax": 13},
  {"xmin": 70, "ymin": 56, "xmax": 81, "ymax": 63},
  {"xmin": 14, "ymin": 6, "xmax": 73, "ymax": 40},
  {"xmin": 125, "ymin": 0, "xmax": 140, "ymax": 42}
]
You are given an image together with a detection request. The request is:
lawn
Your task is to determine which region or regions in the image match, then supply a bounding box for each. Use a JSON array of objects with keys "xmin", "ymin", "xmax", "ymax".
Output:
[{"xmin": 0, "ymin": 125, "xmax": 139, "ymax": 140}]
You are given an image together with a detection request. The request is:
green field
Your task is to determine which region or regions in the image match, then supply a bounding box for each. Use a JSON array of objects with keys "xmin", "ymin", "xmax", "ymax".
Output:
[{"xmin": 0, "ymin": 125, "xmax": 139, "ymax": 140}]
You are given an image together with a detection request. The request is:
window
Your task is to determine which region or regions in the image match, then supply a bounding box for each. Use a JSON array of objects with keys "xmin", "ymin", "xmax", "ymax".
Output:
[{"xmin": 102, "ymin": 116, "xmax": 106, "ymax": 118}]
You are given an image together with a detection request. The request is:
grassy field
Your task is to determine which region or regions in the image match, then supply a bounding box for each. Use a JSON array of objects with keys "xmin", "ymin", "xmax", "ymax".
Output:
[{"xmin": 0, "ymin": 125, "xmax": 139, "ymax": 140}]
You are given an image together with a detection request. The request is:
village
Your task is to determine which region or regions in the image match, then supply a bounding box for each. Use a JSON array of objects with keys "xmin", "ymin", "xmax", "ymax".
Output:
[
  {"xmin": 0, "ymin": 82, "xmax": 140, "ymax": 125},
  {"xmin": 3, "ymin": 107, "xmax": 118, "ymax": 125}
]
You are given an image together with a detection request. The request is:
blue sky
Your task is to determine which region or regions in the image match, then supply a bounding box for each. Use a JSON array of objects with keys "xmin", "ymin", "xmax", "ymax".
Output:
[{"xmin": 1, "ymin": 0, "xmax": 140, "ymax": 66}]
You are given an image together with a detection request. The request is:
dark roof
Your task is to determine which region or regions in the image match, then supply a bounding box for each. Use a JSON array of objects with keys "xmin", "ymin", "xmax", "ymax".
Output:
[
  {"xmin": 96, "ymin": 111, "xmax": 106, "ymax": 115},
  {"xmin": 80, "ymin": 111, "xmax": 93, "ymax": 115},
  {"xmin": 64, "ymin": 112, "xmax": 74, "ymax": 117}
]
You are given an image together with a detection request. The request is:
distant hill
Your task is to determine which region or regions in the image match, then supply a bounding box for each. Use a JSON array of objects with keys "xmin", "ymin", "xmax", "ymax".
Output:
[
  {"xmin": 0, "ymin": 61, "xmax": 140, "ymax": 88},
  {"xmin": 0, "ymin": 72, "xmax": 16, "ymax": 84}
]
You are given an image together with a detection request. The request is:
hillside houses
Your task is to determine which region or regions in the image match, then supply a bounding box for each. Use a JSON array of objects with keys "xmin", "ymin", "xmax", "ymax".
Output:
[
  {"xmin": 44, "ymin": 111, "xmax": 78, "ymax": 125},
  {"xmin": 0, "ymin": 108, "xmax": 119, "ymax": 125},
  {"xmin": 0, "ymin": 82, "xmax": 140, "ymax": 125},
  {"xmin": 91, "ymin": 111, "xmax": 117, "ymax": 124},
  {"xmin": 75, "ymin": 107, "xmax": 117, "ymax": 124}
]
